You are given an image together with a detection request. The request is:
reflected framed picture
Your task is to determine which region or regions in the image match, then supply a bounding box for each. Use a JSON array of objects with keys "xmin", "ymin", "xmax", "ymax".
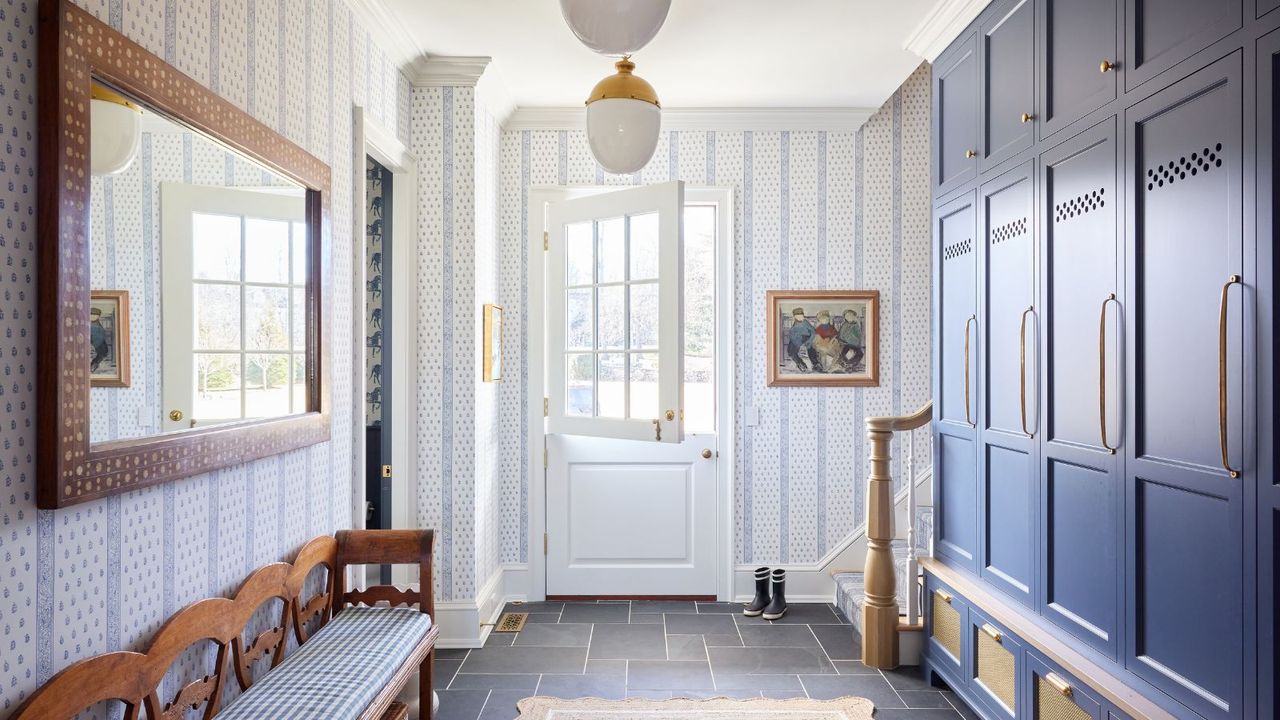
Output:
[
  {"xmin": 483, "ymin": 303, "xmax": 503, "ymax": 382},
  {"xmin": 89, "ymin": 290, "xmax": 131, "ymax": 387},
  {"xmin": 766, "ymin": 289, "xmax": 879, "ymax": 387}
]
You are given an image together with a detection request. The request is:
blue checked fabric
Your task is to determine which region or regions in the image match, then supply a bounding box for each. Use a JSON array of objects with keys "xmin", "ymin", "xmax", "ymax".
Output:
[{"xmin": 218, "ymin": 606, "xmax": 432, "ymax": 720}]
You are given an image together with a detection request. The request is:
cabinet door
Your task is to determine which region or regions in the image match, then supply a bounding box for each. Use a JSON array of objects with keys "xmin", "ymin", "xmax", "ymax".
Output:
[
  {"xmin": 1037, "ymin": 119, "xmax": 1121, "ymax": 659},
  {"xmin": 934, "ymin": 191, "xmax": 979, "ymax": 571},
  {"xmin": 1123, "ymin": 53, "xmax": 1245, "ymax": 719},
  {"xmin": 968, "ymin": 609, "xmax": 1022, "ymax": 720},
  {"xmin": 1037, "ymin": 0, "xmax": 1117, "ymax": 139},
  {"xmin": 981, "ymin": 0, "xmax": 1035, "ymax": 173},
  {"xmin": 1123, "ymin": 0, "xmax": 1241, "ymax": 92},
  {"xmin": 924, "ymin": 575, "xmax": 968, "ymax": 680},
  {"xmin": 935, "ymin": 33, "xmax": 980, "ymax": 197},
  {"xmin": 979, "ymin": 162, "xmax": 1036, "ymax": 608}
]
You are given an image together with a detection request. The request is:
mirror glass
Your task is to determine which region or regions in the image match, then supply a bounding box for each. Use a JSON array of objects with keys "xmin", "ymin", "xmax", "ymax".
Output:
[{"xmin": 88, "ymin": 83, "xmax": 310, "ymax": 444}]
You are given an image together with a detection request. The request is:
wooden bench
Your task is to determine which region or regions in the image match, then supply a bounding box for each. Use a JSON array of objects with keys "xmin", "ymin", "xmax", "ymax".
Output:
[{"xmin": 9, "ymin": 529, "xmax": 438, "ymax": 720}]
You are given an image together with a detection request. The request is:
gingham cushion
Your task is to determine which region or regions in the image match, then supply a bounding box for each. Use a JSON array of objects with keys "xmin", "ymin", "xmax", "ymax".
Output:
[{"xmin": 218, "ymin": 606, "xmax": 432, "ymax": 720}]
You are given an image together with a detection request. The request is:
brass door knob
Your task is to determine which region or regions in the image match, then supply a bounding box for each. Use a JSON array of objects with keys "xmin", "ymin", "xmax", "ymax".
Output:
[
  {"xmin": 1100, "ymin": 59, "xmax": 1114, "ymax": 73},
  {"xmin": 965, "ymin": 149, "xmax": 977, "ymax": 159},
  {"xmin": 701, "ymin": 449, "xmax": 713, "ymax": 459},
  {"xmin": 1020, "ymin": 112, "xmax": 1034, "ymax": 123},
  {"xmin": 169, "ymin": 409, "xmax": 184, "ymax": 422},
  {"xmin": 665, "ymin": 409, "xmax": 675, "ymax": 421}
]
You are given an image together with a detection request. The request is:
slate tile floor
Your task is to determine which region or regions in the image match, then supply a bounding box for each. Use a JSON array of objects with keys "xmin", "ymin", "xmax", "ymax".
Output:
[{"xmin": 414, "ymin": 601, "xmax": 979, "ymax": 720}]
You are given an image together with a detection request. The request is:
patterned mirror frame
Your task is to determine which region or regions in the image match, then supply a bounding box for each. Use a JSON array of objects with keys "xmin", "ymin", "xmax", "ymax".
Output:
[{"xmin": 36, "ymin": 0, "xmax": 331, "ymax": 508}]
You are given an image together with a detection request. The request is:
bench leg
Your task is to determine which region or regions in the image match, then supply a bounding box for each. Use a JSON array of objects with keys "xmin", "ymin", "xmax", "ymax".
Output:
[{"xmin": 420, "ymin": 649, "xmax": 434, "ymax": 720}]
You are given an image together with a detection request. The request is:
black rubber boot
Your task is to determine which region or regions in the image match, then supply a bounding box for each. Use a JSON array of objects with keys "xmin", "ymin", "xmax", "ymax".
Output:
[
  {"xmin": 762, "ymin": 569, "xmax": 787, "ymax": 620},
  {"xmin": 743, "ymin": 567, "xmax": 771, "ymax": 616}
]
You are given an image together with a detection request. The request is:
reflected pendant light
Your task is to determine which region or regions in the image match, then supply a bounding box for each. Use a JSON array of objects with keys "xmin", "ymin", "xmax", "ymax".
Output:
[
  {"xmin": 585, "ymin": 56, "xmax": 661, "ymax": 175},
  {"xmin": 90, "ymin": 83, "xmax": 142, "ymax": 176},
  {"xmin": 559, "ymin": 0, "xmax": 672, "ymax": 56}
]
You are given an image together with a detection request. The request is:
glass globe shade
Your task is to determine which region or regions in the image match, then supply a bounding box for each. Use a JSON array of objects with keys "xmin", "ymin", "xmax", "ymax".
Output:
[
  {"xmin": 90, "ymin": 98, "xmax": 142, "ymax": 175},
  {"xmin": 586, "ymin": 98, "xmax": 661, "ymax": 175},
  {"xmin": 560, "ymin": 0, "xmax": 672, "ymax": 56}
]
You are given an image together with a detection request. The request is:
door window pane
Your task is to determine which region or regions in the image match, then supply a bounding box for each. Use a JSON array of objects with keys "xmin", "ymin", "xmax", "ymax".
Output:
[
  {"xmin": 629, "ymin": 352, "xmax": 659, "ymax": 420},
  {"xmin": 244, "ymin": 218, "xmax": 290, "ymax": 283},
  {"xmin": 566, "ymin": 288, "xmax": 594, "ymax": 350},
  {"xmin": 245, "ymin": 286, "xmax": 291, "ymax": 350},
  {"xmin": 684, "ymin": 204, "xmax": 717, "ymax": 434},
  {"xmin": 598, "ymin": 217, "xmax": 625, "ymax": 283},
  {"xmin": 566, "ymin": 353, "xmax": 594, "ymax": 416},
  {"xmin": 629, "ymin": 212, "xmax": 659, "ymax": 281},
  {"xmin": 193, "ymin": 213, "xmax": 242, "ymax": 281},
  {"xmin": 630, "ymin": 282, "xmax": 658, "ymax": 349},
  {"xmin": 598, "ymin": 285, "xmax": 626, "ymax": 350},
  {"xmin": 598, "ymin": 353, "xmax": 626, "ymax": 418},
  {"xmin": 566, "ymin": 222, "xmax": 594, "ymax": 286},
  {"xmin": 195, "ymin": 284, "xmax": 241, "ymax": 350},
  {"xmin": 194, "ymin": 353, "xmax": 241, "ymax": 420}
]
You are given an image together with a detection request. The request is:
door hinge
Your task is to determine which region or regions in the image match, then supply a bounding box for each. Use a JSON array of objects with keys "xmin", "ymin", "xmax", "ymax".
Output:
[
  {"xmin": 544, "ymin": 397, "xmax": 549, "ymax": 417},
  {"xmin": 543, "ymin": 532, "xmax": 548, "ymax": 555},
  {"xmin": 543, "ymin": 446, "xmax": 548, "ymax": 467},
  {"xmin": 543, "ymin": 230, "xmax": 549, "ymax": 251},
  {"xmin": 381, "ymin": 464, "xmax": 392, "ymax": 478}
]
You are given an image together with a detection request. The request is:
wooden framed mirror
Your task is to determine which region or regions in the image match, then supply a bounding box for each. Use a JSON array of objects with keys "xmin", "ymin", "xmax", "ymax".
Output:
[{"xmin": 37, "ymin": 0, "xmax": 331, "ymax": 509}]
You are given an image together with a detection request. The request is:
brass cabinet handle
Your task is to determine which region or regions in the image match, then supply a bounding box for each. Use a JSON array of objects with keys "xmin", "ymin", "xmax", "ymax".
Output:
[
  {"xmin": 1218, "ymin": 275, "xmax": 1242, "ymax": 478},
  {"xmin": 1098, "ymin": 294, "xmax": 1119, "ymax": 454},
  {"xmin": 1100, "ymin": 59, "xmax": 1114, "ymax": 73},
  {"xmin": 1020, "ymin": 306, "xmax": 1034, "ymax": 438},
  {"xmin": 936, "ymin": 590, "xmax": 953, "ymax": 604},
  {"xmin": 1020, "ymin": 112, "xmax": 1034, "ymax": 123},
  {"xmin": 965, "ymin": 149, "xmax": 978, "ymax": 159},
  {"xmin": 980, "ymin": 623, "xmax": 1003, "ymax": 642},
  {"xmin": 1045, "ymin": 672, "xmax": 1074, "ymax": 698},
  {"xmin": 964, "ymin": 315, "xmax": 977, "ymax": 427}
]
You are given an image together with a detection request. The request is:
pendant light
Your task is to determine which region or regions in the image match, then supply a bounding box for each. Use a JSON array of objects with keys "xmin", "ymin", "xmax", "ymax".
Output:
[
  {"xmin": 585, "ymin": 56, "xmax": 661, "ymax": 175},
  {"xmin": 90, "ymin": 83, "xmax": 142, "ymax": 176},
  {"xmin": 559, "ymin": 0, "xmax": 672, "ymax": 56}
]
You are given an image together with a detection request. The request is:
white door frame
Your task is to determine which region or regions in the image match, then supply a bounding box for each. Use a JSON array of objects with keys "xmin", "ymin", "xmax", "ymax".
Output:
[
  {"xmin": 526, "ymin": 185, "xmax": 736, "ymax": 601},
  {"xmin": 352, "ymin": 107, "xmax": 418, "ymax": 586}
]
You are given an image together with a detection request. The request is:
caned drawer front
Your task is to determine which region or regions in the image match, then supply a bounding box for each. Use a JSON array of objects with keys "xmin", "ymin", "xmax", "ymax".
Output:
[
  {"xmin": 933, "ymin": 590, "xmax": 963, "ymax": 658},
  {"xmin": 969, "ymin": 608, "xmax": 1021, "ymax": 719},
  {"xmin": 925, "ymin": 575, "xmax": 967, "ymax": 677},
  {"xmin": 1027, "ymin": 651, "xmax": 1101, "ymax": 720}
]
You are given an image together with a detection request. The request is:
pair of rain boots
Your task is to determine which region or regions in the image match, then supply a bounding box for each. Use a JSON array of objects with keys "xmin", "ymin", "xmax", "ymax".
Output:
[{"xmin": 743, "ymin": 567, "xmax": 787, "ymax": 620}]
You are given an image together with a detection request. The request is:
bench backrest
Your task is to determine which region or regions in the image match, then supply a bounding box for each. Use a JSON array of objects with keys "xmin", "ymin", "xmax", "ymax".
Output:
[
  {"xmin": 334, "ymin": 529, "xmax": 435, "ymax": 618},
  {"xmin": 9, "ymin": 536, "xmax": 338, "ymax": 720}
]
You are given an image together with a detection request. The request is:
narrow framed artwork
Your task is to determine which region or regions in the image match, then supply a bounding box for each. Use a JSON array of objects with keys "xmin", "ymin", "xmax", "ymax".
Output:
[
  {"xmin": 484, "ymin": 303, "xmax": 503, "ymax": 382},
  {"xmin": 766, "ymin": 289, "xmax": 879, "ymax": 387},
  {"xmin": 89, "ymin": 290, "xmax": 131, "ymax": 387}
]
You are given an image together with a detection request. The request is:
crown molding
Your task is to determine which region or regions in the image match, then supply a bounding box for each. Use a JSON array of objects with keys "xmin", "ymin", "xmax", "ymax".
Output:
[
  {"xmin": 903, "ymin": 0, "xmax": 992, "ymax": 62},
  {"xmin": 407, "ymin": 55, "xmax": 493, "ymax": 87},
  {"xmin": 504, "ymin": 107, "xmax": 877, "ymax": 133},
  {"xmin": 346, "ymin": 0, "xmax": 426, "ymax": 71}
]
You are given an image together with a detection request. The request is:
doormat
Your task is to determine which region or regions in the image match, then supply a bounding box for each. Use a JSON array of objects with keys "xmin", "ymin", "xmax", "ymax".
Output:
[
  {"xmin": 495, "ymin": 611, "xmax": 528, "ymax": 632},
  {"xmin": 515, "ymin": 696, "xmax": 875, "ymax": 719}
]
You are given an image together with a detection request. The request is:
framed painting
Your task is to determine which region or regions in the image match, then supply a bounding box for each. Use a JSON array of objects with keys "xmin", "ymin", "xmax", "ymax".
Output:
[
  {"xmin": 766, "ymin": 290, "xmax": 879, "ymax": 387},
  {"xmin": 89, "ymin": 290, "xmax": 131, "ymax": 387},
  {"xmin": 484, "ymin": 304, "xmax": 503, "ymax": 382}
]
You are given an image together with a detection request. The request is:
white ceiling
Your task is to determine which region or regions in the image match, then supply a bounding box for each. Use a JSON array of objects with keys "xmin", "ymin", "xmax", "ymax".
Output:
[{"xmin": 380, "ymin": 0, "xmax": 938, "ymax": 110}]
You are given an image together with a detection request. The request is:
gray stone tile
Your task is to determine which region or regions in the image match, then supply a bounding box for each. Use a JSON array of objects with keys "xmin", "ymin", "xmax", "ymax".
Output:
[
  {"xmin": 664, "ymin": 613, "xmax": 738, "ymax": 635},
  {"xmin": 901, "ymin": 690, "xmax": 956, "ymax": 708},
  {"xmin": 675, "ymin": 689, "xmax": 762, "ymax": 699},
  {"xmin": 628, "ymin": 600, "xmax": 697, "ymax": 613},
  {"xmin": 478, "ymin": 690, "xmax": 530, "ymax": 720},
  {"xmin": 883, "ymin": 664, "xmax": 933, "ymax": 692},
  {"xmin": 460, "ymin": 646, "xmax": 588, "ymax": 675},
  {"xmin": 436, "ymin": 648, "xmax": 472, "ymax": 660},
  {"xmin": 523, "ymin": 613, "xmax": 563, "ymax": 624},
  {"xmin": 708, "ymin": 646, "xmax": 835, "ymax": 675},
  {"xmin": 833, "ymin": 659, "xmax": 879, "ymax": 674},
  {"xmin": 627, "ymin": 660, "xmax": 716, "ymax": 690},
  {"xmin": 512, "ymin": 623, "xmax": 592, "ymax": 647},
  {"xmin": 711, "ymin": 674, "xmax": 804, "ymax": 691},
  {"xmin": 944, "ymin": 692, "xmax": 983, "ymax": 720},
  {"xmin": 798, "ymin": 673, "xmax": 906, "ymax": 707},
  {"xmin": 736, "ymin": 624, "xmax": 821, "ymax": 648},
  {"xmin": 627, "ymin": 690, "xmax": 673, "ymax": 699},
  {"xmin": 667, "ymin": 634, "xmax": 708, "ymax": 660},
  {"xmin": 629, "ymin": 613, "xmax": 663, "ymax": 624},
  {"xmin": 560, "ymin": 602, "xmax": 630, "ymax": 624},
  {"xmin": 695, "ymin": 602, "xmax": 748, "ymax": 614},
  {"xmin": 434, "ymin": 658, "xmax": 463, "ymax": 688},
  {"xmin": 584, "ymin": 658, "xmax": 626, "ymax": 674},
  {"xmin": 504, "ymin": 601, "xmax": 564, "ymax": 613},
  {"xmin": 536, "ymin": 673, "xmax": 627, "ymax": 700},
  {"xmin": 810, "ymin": 624, "xmax": 859, "ymax": 660},
  {"xmin": 449, "ymin": 673, "xmax": 540, "ymax": 690},
  {"xmin": 762, "ymin": 689, "xmax": 810, "ymax": 699},
  {"xmin": 436, "ymin": 689, "xmax": 490, "ymax": 720},
  {"xmin": 734, "ymin": 603, "xmax": 844, "ymax": 625},
  {"xmin": 873, "ymin": 710, "xmax": 963, "ymax": 720},
  {"xmin": 589, "ymin": 623, "xmax": 667, "ymax": 660},
  {"xmin": 485, "ymin": 632, "xmax": 516, "ymax": 647},
  {"xmin": 704, "ymin": 633, "xmax": 744, "ymax": 647}
]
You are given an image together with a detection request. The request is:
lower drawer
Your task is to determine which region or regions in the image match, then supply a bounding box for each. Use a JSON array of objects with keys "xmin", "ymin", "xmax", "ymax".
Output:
[
  {"xmin": 968, "ymin": 607, "xmax": 1020, "ymax": 719},
  {"xmin": 1026, "ymin": 651, "xmax": 1102, "ymax": 720}
]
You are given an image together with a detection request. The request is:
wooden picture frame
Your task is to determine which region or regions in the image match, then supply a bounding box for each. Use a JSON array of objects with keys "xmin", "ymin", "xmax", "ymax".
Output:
[
  {"xmin": 89, "ymin": 291, "xmax": 130, "ymax": 387},
  {"xmin": 766, "ymin": 289, "xmax": 880, "ymax": 387},
  {"xmin": 483, "ymin": 304, "xmax": 503, "ymax": 382},
  {"xmin": 37, "ymin": 0, "xmax": 331, "ymax": 508}
]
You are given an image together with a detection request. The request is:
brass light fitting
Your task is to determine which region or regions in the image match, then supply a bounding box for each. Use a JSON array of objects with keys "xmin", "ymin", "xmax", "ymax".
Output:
[{"xmin": 586, "ymin": 56, "xmax": 661, "ymax": 108}]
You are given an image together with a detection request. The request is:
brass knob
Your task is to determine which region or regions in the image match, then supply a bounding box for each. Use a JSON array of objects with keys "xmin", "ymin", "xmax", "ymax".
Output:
[
  {"xmin": 1100, "ymin": 59, "xmax": 1114, "ymax": 73},
  {"xmin": 169, "ymin": 409, "xmax": 184, "ymax": 422},
  {"xmin": 1020, "ymin": 112, "xmax": 1034, "ymax": 123},
  {"xmin": 702, "ymin": 449, "xmax": 713, "ymax": 459},
  {"xmin": 665, "ymin": 409, "xmax": 675, "ymax": 421},
  {"xmin": 965, "ymin": 149, "xmax": 977, "ymax": 159}
]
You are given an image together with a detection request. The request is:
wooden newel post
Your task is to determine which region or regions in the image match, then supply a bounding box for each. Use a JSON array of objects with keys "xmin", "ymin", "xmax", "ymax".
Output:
[{"xmin": 862, "ymin": 423, "xmax": 899, "ymax": 669}]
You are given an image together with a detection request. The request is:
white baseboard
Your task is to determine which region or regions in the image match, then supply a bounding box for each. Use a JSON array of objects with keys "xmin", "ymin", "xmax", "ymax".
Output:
[{"xmin": 433, "ymin": 564, "xmax": 529, "ymax": 648}]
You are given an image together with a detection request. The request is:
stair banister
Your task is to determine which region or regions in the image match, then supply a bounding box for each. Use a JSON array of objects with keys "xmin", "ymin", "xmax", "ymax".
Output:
[{"xmin": 862, "ymin": 401, "xmax": 933, "ymax": 669}]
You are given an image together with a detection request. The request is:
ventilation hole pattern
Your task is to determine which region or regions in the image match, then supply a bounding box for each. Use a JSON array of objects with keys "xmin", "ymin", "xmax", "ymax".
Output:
[
  {"xmin": 1054, "ymin": 188, "xmax": 1106, "ymax": 223},
  {"xmin": 991, "ymin": 217, "xmax": 1028, "ymax": 244},
  {"xmin": 943, "ymin": 238, "xmax": 973, "ymax": 261},
  {"xmin": 1147, "ymin": 142, "xmax": 1223, "ymax": 192}
]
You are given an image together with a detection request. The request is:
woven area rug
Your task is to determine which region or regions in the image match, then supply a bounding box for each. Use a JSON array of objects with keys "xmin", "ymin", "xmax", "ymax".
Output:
[{"xmin": 514, "ymin": 695, "xmax": 875, "ymax": 719}]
